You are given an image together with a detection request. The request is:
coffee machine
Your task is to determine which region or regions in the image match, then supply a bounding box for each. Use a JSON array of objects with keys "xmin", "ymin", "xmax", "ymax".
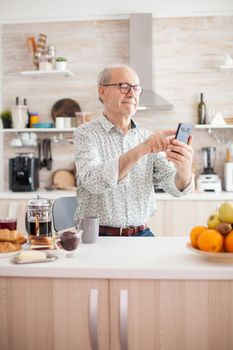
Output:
[
  {"xmin": 196, "ymin": 147, "xmax": 222, "ymax": 192},
  {"xmin": 9, "ymin": 153, "xmax": 39, "ymax": 192}
]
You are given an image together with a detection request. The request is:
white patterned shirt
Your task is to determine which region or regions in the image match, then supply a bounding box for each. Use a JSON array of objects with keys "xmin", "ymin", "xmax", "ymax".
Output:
[{"xmin": 73, "ymin": 115, "xmax": 193, "ymax": 227}]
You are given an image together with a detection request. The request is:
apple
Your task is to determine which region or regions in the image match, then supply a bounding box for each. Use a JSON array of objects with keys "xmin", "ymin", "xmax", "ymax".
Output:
[
  {"xmin": 218, "ymin": 202, "xmax": 233, "ymax": 224},
  {"xmin": 207, "ymin": 213, "xmax": 221, "ymax": 229}
]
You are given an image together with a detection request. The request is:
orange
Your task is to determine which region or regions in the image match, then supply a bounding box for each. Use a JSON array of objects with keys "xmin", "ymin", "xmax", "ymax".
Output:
[
  {"xmin": 190, "ymin": 226, "xmax": 208, "ymax": 248},
  {"xmin": 224, "ymin": 230, "xmax": 233, "ymax": 252},
  {"xmin": 197, "ymin": 229, "xmax": 224, "ymax": 252}
]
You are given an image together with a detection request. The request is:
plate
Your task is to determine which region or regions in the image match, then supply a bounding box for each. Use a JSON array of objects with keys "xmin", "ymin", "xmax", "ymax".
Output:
[
  {"xmin": 32, "ymin": 123, "xmax": 54, "ymax": 128},
  {"xmin": 11, "ymin": 254, "xmax": 58, "ymax": 264},
  {"xmin": 0, "ymin": 251, "xmax": 20, "ymax": 259},
  {"xmin": 186, "ymin": 242, "xmax": 233, "ymax": 262}
]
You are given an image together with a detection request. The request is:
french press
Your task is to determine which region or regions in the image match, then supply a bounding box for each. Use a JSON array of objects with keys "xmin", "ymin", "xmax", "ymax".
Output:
[{"xmin": 26, "ymin": 196, "xmax": 52, "ymax": 237}]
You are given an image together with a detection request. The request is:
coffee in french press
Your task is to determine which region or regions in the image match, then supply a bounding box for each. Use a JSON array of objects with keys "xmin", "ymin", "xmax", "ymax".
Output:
[{"xmin": 26, "ymin": 196, "xmax": 52, "ymax": 240}]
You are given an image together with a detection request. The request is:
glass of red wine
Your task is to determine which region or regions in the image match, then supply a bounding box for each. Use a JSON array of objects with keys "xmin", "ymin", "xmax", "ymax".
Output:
[{"xmin": 0, "ymin": 217, "xmax": 17, "ymax": 230}]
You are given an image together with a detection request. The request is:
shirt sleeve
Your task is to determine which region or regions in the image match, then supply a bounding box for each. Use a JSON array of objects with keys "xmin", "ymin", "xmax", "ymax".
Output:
[
  {"xmin": 152, "ymin": 152, "xmax": 194, "ymax": 197},
  {"xmin": 73, "ymin": 127, "xmax": 120, "ymax": 194}
]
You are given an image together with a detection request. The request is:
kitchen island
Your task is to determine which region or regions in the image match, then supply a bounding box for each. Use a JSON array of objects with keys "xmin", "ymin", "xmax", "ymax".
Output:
[{"xmin": 1, "ymin": 237, "xmax": 233, "ymax": 350}]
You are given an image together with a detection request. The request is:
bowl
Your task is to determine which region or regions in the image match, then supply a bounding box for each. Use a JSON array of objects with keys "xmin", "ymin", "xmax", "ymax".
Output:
[
  {"xmin": 54, "ymin": 227, "xmax": 82, "ymax": 258},
  {"xmin": 186, "ymin": 242, "xmax": 233, "ymax": 263}
]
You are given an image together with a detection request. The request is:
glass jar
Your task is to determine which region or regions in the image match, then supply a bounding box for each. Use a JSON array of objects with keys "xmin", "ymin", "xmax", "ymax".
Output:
[
  {"xmin": 26, "ymin": 196, "xmax": 52, "ymax": 238},
  {"xmin": 39, "ymin": 50, "xmax": 52, "ymax": 71}
]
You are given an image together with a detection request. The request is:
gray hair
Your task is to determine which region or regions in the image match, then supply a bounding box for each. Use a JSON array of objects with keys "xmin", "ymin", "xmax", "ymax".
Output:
[{"xmin": 97, "ymin": 64, "xmax": 139, "ymax": 103}]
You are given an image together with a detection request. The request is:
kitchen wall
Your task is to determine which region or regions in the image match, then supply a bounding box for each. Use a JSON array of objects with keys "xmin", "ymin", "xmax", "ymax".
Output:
[
  {"xmin": 1, "ymin": 0, "xmax": 232, "ymax": 23},
  {"xmin": 1, "ymin": 16, "xmax": 233, "ymax": 190}
]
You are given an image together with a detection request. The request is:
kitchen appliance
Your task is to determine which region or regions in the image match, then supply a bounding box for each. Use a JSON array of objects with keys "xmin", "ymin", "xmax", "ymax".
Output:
[
  {"xmin": 26, "ymin": 196, "xmax": 52, "ymax": 237},
  {"xmin": 9, "ymin": 153, "xmax": 39, "ymax": 192},
  {"xmin": 129, "ymin": 13, "xmax": 173, "ymax": 110},
  {"xmin": 196, "ymin": 147, "xmax": 222, "ymax": 192},
  {"xmin": 224, "ymin": 162, "xmax": 233, "ymax": 191}
]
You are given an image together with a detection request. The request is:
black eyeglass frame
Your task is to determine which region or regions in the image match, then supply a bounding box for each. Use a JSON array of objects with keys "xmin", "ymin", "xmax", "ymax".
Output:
[{"xmin": 102, "ymin": 83, "xmax": 143, "ymax": 96}]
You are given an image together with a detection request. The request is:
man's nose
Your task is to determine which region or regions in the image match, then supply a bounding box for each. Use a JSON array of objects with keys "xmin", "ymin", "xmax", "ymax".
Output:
[{"xmin": 126, "ymin": 86, "xmax": 135, "ymax": 96}]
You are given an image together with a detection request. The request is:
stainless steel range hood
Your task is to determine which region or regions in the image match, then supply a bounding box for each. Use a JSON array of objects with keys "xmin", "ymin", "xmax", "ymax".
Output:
[{"xmin": 129, "ymin": 13, "xmax": 173, "ymax": 110}]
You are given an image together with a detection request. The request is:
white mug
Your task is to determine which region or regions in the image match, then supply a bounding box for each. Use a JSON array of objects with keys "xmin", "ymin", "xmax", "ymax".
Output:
[
  {"xmin": 64, "ymin": 117, "xmax": 72, "ymax": 129},
  {"xmin": 55, "ymin": 117, "xmax": 65, "ymax": 129},
  {"xmin": 79, "ymin": 217, "xmax": 99, "ymax": 244}
]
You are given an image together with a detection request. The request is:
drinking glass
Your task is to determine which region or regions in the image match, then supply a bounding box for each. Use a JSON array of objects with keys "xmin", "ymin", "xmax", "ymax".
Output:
[
  {"xmin": 54, "ymin": 227, "xmax": 83, "ymax": 258},
  {"xmin": 0, "ymin": 217, "xmax": 17, "ymax": 230}
]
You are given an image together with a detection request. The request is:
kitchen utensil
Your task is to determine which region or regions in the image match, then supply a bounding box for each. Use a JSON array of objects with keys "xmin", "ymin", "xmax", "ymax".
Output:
[
  {"xmin": 26, "ymin": 196, "xmax": 52, "ymax": 239},
  {"xmin": 46, "ymin": 139, "xmax": 52, "ymax": 170},
  {"xmin": 52, "ymin": 169, "xmax": 76, "ymax": 190},
  {"xmin": 38, "ymin": 139, "xmax": 43, "ymax": 169},
  {"xmin": 51, "ymin": 98, "xmax": 81, "ymax": 121},
  {"xmin": 41, "ymin": 139, "xmax": 48, "ymax": 168}
]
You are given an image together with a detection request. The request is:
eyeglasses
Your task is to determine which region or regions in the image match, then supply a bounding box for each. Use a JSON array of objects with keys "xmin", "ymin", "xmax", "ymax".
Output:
[{"xmin": 102, "ymin": 83, "xmax": 143, "ymax": 96}]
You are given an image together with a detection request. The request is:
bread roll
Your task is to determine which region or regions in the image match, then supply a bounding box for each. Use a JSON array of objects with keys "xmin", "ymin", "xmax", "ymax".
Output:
[
  {"xmin": 0, "ymin": 242, "xmax": 21, "ymax": 253},
  {"xmin": 0, "ymin": 229, "xmax": 27, "ymax": 244},
  {"xmin": 16, "ymin": 234, "xmax": 27, "ymax": 245},
  {"xmin": 0, "ymin": 229, "xmax": 18, "ymax": 242},
  {"xmin": 30, "ymin": 236, "xmax": 53, "ymax": 246}
]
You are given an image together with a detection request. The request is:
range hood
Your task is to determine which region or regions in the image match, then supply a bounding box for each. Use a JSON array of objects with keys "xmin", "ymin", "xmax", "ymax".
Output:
[{"xmin": 129, "ymin": 13, "xmax": 173, "ymax": 110}]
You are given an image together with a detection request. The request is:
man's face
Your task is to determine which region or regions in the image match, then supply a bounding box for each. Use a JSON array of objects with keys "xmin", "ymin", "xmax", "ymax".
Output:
[{"xmin": 99, "ymin": 67, "xmax": 140, "ymax": 118}]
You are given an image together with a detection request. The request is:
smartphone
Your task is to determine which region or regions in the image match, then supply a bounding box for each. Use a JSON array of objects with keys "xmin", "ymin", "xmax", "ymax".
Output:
[{"xmin": 175, "ymin": 123, "xmax": 193, "ymax": 144}]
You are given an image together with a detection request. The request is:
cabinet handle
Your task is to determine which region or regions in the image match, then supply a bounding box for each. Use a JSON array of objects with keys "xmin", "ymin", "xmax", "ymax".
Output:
[
  {"xmin": 89, "ymin": 288, "xmax": 99, "ymax": 350},
  {"xmin": 119, "ymin": 289, "xmax": 128, "ymax": 350}
]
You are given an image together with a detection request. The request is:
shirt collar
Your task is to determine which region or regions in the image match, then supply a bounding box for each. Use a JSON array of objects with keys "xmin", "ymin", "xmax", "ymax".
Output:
[{"xmin": 100, "ymin": 114, "xmax": 138, "ymax": 133}]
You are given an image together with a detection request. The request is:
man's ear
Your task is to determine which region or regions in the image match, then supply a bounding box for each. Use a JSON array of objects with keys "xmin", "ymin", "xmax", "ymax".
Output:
[{"xmin": 98, "ymin": 86, "xmax": 105, "ymax": 104}]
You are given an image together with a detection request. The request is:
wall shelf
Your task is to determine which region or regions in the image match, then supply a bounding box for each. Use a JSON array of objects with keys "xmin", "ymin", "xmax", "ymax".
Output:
[
  {"xmin": 195, "ymin": 124, "xmax": 233, "ymax": 145},
  {"xmin": 195, "ymin": 124, "xmax": 233, "ymax": 129},
  {"xmin": 219, "ymin": 65, "xmax": 233, "ymax": 72},
  {"xmin": 0, "ymin": 128, "xmax": 76, "ymax": 133},
  {"xmin": 20, "ymin": 70, "xmax": 74, "ymax": 78}
]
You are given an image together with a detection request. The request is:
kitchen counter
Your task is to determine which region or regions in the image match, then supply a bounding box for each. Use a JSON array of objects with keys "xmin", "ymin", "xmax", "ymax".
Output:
[
  {"xmin": 1, "ymin": 190, "xmax": 233, "ymax": 200},
  {"xmin": 1, "ymin": 237, "xmax": 233, "ymax": 280}
]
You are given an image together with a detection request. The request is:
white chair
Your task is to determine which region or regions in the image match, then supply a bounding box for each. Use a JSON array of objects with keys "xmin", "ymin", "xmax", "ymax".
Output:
[{"xmin": 52, "ymin": 196, "xmax": 77, "ymax": 232}]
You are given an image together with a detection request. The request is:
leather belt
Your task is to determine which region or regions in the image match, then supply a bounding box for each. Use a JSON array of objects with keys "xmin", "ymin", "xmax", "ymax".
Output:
[{"xmin": 99, "ymin": 224, "xmax": 147, "ymax": 236}]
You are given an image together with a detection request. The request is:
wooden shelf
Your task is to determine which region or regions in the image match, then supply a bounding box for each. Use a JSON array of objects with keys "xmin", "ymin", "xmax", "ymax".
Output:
[{"xmin": 20, "ymin": 70, "xmax": 74, "ymax": 78}]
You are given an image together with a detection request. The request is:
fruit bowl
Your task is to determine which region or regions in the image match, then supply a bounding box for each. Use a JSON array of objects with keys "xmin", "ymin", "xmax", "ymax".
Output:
[{"xmin": 186, "ymin": 242, "xmax": 233, "ymax": 263}]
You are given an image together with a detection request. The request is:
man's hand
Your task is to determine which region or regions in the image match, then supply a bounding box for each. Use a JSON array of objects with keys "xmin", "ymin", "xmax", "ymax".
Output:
[
  {"xmin": 143, "ymin": 130, "xmax": 176, "ymax": 154},
  {"xmin": 166, "ymin": 135, "xmax": 194, "ymax": 190}
]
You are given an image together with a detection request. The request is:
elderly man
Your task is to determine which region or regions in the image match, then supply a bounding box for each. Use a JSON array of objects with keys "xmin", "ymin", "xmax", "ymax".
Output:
[{"xmin": 73, "ymin": 64, "xmax": 194, "ymax": 236}]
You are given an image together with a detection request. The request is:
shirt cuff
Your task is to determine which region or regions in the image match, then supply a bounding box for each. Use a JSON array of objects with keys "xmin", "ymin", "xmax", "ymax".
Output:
[
  {"xmin": 181, "ymin": 174, "xmax": 195, "ymax": 194},
  {"xmin": 177, "ymin": 175, "xmax": 195, "ymax": 195}
]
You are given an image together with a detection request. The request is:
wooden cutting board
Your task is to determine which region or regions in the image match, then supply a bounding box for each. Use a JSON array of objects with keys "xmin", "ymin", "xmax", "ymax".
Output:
[{"xmin": 52, "ymin": 170, "xmax": 76, "ymax": 190}]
